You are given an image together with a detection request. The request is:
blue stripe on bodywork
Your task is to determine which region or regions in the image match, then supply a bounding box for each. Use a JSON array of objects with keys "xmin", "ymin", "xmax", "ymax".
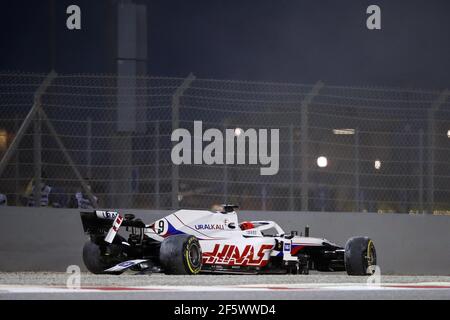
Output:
[{"xmin": 166, "ymin": 221, "xmax": 185, "ymax": 237}]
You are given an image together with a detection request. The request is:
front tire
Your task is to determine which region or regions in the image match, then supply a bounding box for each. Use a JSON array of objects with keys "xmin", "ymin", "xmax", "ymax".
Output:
[
  {"xmin": 159, "ymin": 235, "xmax": 202, "ymax": 275},
  {"xmin": 344, "ymin": 237, "xmax": 377, "ymax": 275}
]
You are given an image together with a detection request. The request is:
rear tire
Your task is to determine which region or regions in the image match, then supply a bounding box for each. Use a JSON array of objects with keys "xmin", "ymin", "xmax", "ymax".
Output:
[
  {"xmin": 82, "ymin": 240, "xmax": 122, "ymax": 275},
  {"xmin": 344, "ymin": 237, "xmax": 377, "ymax": 276},
  {"xmin": 160, "ymin": 235, "xmax": 202, "ymax": 275}
]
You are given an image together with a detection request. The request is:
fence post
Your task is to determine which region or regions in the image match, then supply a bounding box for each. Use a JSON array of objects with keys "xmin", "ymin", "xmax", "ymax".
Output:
[
  {"xmin": 354, "ymin": 128, "xmax": 360, "ymax": 212},
  {"xmin": 289, "ymin": 124, "xmax": 294, "ymax": 211},
  {"xmin": 427, "ymin": 89, "xmax": 449, "ymax": 214},
  {"xmin": 0, "ymin": 71, "xmax": 56, "ymax": 179},
  {"xmin": 40, "ymin": 109, "xmax": 98, "ymax": 208},
  {"xmin": 86, "ymin": 117, "xmax": 92, "ymax": 180},
  {"xmin": 223, "ymin": 121, "xmax": 228, "ymax": 203},
  {"xmin": 14, "ymin": 115, "xmax": 20, "ymax": 205},
  {"xmin": 261, "ymin": 184, "xmax": 267, "ymax": 211},
  {"xmin": 171, "ymin": 73, "xmax": 195, "ymax": 209},
  {"xmin": 155, "ymin": 121, "xmax": 160, "ymax": 209},
  {"xmin": 419, "ymin": 129, "xmax": 424, "ymax": 214},
  {"xmin": 33, "ymin": 109, "xmax": 42, "ymax": 207},
  {"xmin": 300, "ymin": 81, "xmax": 324, "ymax": 211}
]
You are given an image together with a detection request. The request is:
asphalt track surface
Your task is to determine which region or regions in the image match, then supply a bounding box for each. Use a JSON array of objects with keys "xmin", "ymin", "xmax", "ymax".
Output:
[{"xmin": 1, "ymin": 272, "xmax": 449, "ymax": 299}]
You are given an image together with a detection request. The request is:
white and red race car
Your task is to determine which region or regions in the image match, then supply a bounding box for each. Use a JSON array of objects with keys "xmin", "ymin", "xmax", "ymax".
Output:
[{"xmin": 80, "ymin": 205, "xmax": 377, "ymax": 275}]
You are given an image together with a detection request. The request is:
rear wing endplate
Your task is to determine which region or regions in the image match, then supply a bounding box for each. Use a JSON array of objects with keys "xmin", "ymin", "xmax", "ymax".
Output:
[{"xmin": 80, "ymin": 210, "xmax": 145, "ymax": 236}]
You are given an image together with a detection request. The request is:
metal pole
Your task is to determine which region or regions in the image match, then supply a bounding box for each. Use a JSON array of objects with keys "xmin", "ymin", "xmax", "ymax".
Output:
[
  {"xmin": 87, "ymin": 117, "xmax": 92, "ymax": 180},
  {"xmin": 171, "ymin": 73, "xmax": 195, "ymax": 209},
  {"xmin": 49, "ymin": 0, "xmax": 55, "ymax": 70},
  {"xmin": 289, "ymin": 124, "xmax": 294, "ymax": 211},
  {"xmin": 40, "ymin": 109, "xmax": 98, "ymax": 208},
  {"xmin": 155, "ymin": 121, "xmax": 160, "ymax": 209},
  {"xmin": 427, "ymin": 109, "xmax": 435, "ymax": 214},
  {"xmin": 419, "ymin": 129, "xmax": 424, "ymax": 214},
  {"xmin": 33, "ymin": 110, "xmax": 42, "ymax": 207},
  {"xmin": 354, "ymin": 128, "xmax": 360, "ymax": 212},
  {"xmin": 223, "ymin": 164, "xmax": 228, "ymax": 203},
  {"xmin": 261, "ymin": 185, "xmax": 267, "ymax": 211},
  {"xmin": 0, "ymin": 71, "xmax": 56, "ymax": 178},
  {"xmin": 14, "ymin": 115, "xmax": 20, "ymax": 205},
  {"xmin": 427, "ymin": 89, "xmax": 449, "ymax": 214},
  {"xmin": 300, "ymin": 81, "xmax": 324, "ymax": 211},
  {"xmin": 223, "ymin": 120, "xmax": 228, "ymax": 203}
]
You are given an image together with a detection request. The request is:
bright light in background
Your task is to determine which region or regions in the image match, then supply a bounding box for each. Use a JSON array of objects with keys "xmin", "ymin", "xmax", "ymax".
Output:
[
  {"xmin": 317, "ymin": 156, "xmax": 328, "ymax": 168},
  {"xmin": 0, "ymin": 129, "xmax": 7, "ymax": 151},
  {"xmin": 332, "ymin": 128, "xmax": 355, "ymax": 135},
  {"xmin": 374, "ymin": 159, "xmax": 382, "ymax": 170},
  {"xmin": 234, "ymin": 128, "xmax": 243, "ymax": 136},
  {"xmin": 447, "ymin": 130, "xmax": 450, "ymax": 138}
]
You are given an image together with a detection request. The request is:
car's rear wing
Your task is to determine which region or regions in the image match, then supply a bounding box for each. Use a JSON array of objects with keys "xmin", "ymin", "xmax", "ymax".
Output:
[{"xmin": 80, "ymin": 210, "xmax": 146, "ymax": 242}]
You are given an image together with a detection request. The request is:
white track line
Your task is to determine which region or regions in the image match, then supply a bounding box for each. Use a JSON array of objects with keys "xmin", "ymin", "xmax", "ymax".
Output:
[{"xmin": 1, "ymin": 282, "xmax": 450, "ymax": 293}]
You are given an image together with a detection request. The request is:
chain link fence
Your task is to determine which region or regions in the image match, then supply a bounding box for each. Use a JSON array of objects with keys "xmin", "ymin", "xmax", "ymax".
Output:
[{"xmin": 0, "ymin": 72, "xmax": 449, "ymax": 213}]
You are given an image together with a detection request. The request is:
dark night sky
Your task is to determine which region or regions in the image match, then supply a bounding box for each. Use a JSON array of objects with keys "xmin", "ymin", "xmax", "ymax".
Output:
[{"xmin": 1, "ymin": 0, "xmax": 450, "ymax": 89}]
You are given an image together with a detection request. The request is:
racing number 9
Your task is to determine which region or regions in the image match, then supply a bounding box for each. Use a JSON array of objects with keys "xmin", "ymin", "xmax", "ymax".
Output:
[
  {"xmin": 154, "ymin": 218, "xmax": 168, "ymax": 236},
  {"xmin": 157, "ymin": 220, "xmax": 165, "ymax": 234}
]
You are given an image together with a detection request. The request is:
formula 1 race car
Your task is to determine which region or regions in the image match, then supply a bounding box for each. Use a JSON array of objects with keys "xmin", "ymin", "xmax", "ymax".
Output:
[{"xmin": 80, "ymin": 205, "xmax": 377, "ymax": 275}]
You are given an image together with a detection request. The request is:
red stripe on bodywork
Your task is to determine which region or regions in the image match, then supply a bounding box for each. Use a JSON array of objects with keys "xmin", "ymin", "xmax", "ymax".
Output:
[{"xmin": 291, "ymin": 245, "xmax": 304, "ymax": 255}]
